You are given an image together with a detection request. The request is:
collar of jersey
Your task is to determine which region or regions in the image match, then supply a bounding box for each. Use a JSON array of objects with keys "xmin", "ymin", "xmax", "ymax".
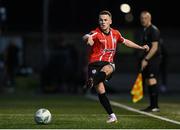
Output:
[{"xmin": 99, "ymin": 27, "xmax": 111, "ymax": 35}]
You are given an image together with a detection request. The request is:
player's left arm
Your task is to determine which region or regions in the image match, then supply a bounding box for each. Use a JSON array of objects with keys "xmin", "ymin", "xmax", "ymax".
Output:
[
  {"xmin": 123, "ymin": 39, "xmax": 149, "ymax": 52},
  {"xmin": 117, "ymin": 30, "xmax": 149, "ymax": 51}
]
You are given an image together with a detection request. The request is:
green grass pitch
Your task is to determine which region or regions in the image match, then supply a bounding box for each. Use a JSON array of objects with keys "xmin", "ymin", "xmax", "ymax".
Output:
[{"xmin": 0, "ymin": 94, "xmax": 179, "ymax": 129}]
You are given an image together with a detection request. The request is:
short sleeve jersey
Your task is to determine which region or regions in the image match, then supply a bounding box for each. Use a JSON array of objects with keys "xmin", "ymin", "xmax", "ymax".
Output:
[{"xmin": 88, "ymin": 27, "xmax": 125, "ymax": 64}]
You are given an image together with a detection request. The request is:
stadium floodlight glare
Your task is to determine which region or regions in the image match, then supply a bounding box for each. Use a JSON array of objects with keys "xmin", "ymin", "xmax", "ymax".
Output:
[{"xmin": 120, "ymin": 3, "xmax": 131, "ymax": 13}]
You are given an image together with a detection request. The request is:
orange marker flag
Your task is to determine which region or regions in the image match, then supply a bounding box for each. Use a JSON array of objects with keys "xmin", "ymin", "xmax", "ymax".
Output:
[{"xmin": 131, "ymin": 73, "xmax": 143, "ymax": 103}]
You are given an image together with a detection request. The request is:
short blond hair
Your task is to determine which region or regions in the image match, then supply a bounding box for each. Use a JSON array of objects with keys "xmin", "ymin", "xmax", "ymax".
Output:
[{"xmin": 99, "ymin": 10, "xmax": 112, "ymax": 18}]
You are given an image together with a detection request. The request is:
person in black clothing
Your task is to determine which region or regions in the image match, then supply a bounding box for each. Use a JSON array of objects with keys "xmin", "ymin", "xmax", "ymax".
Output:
[{"xmin": 140, "ymin": 11, "xmax": 161, "ymax": 112}]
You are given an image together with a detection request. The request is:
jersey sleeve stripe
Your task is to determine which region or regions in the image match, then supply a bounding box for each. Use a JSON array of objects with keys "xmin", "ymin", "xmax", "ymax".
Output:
[{"xmin": 90, "ymin": 32, "xmax": 98, "ymax": 36}]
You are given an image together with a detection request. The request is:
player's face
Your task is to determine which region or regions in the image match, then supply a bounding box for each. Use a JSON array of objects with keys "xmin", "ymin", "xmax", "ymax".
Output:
[
  {"xmin": 140, "ymin": 13, "xmax": 150, "ymax": 27},
  {"xmin": 99, "ymin": 14, "xmax": 112, "ymax": 32}
]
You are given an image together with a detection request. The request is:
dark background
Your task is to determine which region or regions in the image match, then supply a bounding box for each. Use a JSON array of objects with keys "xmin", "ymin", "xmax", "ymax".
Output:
[
  {"xmin": 2, "ymin": 0, "xmax": 180, "ymax": 32},
  {"xmin": 0, "ymin": 0, "xmax": 179, "ymax": 94}
]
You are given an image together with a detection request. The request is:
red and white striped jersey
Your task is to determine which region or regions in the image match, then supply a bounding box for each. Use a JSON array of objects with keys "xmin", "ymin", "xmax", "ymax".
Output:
[{"xmin": 88, "ymin": 27, "xmax": 125, "ymax": 64}]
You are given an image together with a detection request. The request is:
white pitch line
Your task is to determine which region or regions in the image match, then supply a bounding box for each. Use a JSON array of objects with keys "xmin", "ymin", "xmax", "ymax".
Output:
[
  {"xmin": 86, "ymin": 94, "xmax": 180, "ymax": 125},
  {"xmin": 0, "ymin": 114, "xmax": 145, "ymax": 117}
]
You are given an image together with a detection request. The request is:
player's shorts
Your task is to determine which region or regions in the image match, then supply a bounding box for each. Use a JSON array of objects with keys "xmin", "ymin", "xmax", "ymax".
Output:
[
  {"xmin": 88, "ymin": 61, "xmax": 115, "ymax": 81},
  {"xmin": 142, "ymin": 57, "xmax": 161, "ymax": 79}
]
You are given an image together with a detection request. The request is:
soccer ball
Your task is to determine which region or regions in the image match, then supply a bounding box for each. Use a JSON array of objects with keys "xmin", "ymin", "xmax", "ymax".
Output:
[{"xmin": 34, "ymin": 108, "xmax": 52, "ymax": 124}]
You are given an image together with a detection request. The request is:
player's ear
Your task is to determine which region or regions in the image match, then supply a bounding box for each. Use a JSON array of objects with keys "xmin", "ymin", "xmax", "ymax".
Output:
[{"xmin": 109, "ymin": 18, "xmax": 112, "ymax": 25}]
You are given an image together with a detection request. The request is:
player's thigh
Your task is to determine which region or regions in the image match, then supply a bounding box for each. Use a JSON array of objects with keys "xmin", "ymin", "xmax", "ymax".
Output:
[
  {"xmin": 88, "ymin": 62, "xmax": 108, "ymax": 78},
  {"xmin": 101, "ymin": 64, "xmax": 113, "ymax": 76}
]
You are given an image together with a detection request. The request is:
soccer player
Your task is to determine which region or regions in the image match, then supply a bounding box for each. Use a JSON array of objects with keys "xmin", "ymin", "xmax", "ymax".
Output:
[
  {"xmin": 83, "ymin": 10, "xmax": 149, "ymax": 123},
  {"xmin": 140, "ymin": 11, "xmax": 161, "ymax": 112}
]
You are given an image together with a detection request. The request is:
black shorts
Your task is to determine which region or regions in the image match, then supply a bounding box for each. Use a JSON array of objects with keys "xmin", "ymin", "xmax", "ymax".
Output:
[
  {"xmin": 88, "ymin": 61, "xmax": 115, "ymax": 81},
  {"xmin": 142, "ymin": 57, "xmax": 161, "ymax": 79}
]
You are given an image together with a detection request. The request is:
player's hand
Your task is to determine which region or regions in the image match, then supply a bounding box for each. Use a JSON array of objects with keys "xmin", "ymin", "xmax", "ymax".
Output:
[
  {"xmin": 142, "ymin": 45, "xmax": 149, "ymax": 52},
  {"xmin": 141, "ymin": 59, "xmax": 148, "ymax": 70},
  {"xmin": 87, "ymin": 35, "xmax": 94, "ymax": 46}
]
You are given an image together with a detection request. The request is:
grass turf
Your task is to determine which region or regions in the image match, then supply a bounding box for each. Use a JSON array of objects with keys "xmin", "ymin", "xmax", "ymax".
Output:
[{"xmin": 0, "ymin": 94, "xmax": 179, "ymax": 129}]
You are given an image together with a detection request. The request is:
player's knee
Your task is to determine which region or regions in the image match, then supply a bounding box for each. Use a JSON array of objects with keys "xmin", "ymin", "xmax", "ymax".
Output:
[
  {"xmin": 101, "ymin": 65, "xmax": 113, "ymax": 76},
  {"xmin": 147, "ymin": 78, "xmax": 157, "ymax": 85},
  {"xmin": 96, "ymin": 83, "xmax": 106, "ymax": 94}
]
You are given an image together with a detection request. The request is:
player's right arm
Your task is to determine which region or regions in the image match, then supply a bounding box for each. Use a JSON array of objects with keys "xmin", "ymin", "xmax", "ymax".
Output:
[
  {"xmin": 83, "ymin": 34, "xmax": 94, "ymax": 46},
  {"xmin": 82, "ymin": 31, "xmax": 98, "ymax": 46}
]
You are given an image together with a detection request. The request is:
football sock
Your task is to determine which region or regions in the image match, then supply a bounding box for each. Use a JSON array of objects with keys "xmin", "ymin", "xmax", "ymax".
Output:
[
  {"xmin": 93, "ymin": 71, "xmax": 106, "ymax": 86},
  {"xmin": 98, "ymin": 93, "xmax": 113, "ymax": 115},
  {"xmin": 148, "ymin": 84, "xmax": 158, "ymax": 108}
]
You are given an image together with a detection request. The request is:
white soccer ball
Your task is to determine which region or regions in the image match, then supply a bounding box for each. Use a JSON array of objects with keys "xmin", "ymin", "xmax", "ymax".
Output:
[{"xmin": 34, "ymin": 108, "xmax": 52, "ymax": 124}]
